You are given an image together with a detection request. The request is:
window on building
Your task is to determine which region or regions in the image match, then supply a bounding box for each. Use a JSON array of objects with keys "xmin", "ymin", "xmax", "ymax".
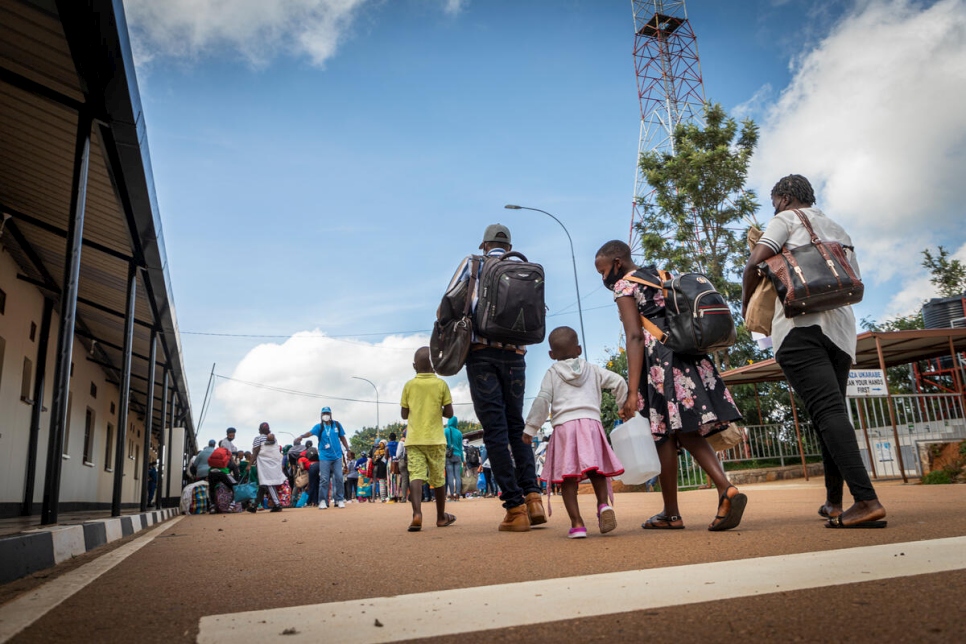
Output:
[
  {"xmin": 64, "ymin": 393, "xmax": 72, "ymax": 456},
  {"xmin": 0, "ymin": 288, "xmax": 6, "ymax": 314},
  {"xmin": 83, "ymin": 408, "xmax": 95, "ymax": 464},
  {"xmin": 20, "ymin": 357, "xmax": 33, "ymax": 403},
  {"xmin": 134, "ymin": 445, "xmax": 140, "ymax": 479},
  {"xmin": 110, "ymin": 401, "xmax": 115, "ymax": 415},
  {"xmin": 90, "ymin": 382, "xmax": 97, "ymax": 398},
  {"xmin": 105, "ymin": 423, "xmax": 114, "ymax": 471},
  {"xmin": 29, "ymin": 321, "xmax": 37, "ymax": 342},
  {"xmin": 0, "ymin": 336, "xmax": 6, "ymax": 392}
]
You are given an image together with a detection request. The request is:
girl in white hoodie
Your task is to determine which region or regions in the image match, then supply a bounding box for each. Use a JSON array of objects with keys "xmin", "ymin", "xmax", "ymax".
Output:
[{"xmin": 524, "ymin": 327, "xmax": 628, "ymax": 538}]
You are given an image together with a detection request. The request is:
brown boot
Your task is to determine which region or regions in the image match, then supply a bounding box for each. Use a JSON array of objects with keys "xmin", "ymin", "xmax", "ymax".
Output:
[
  {"xmin": 498, "ymin": 504, "xmax": 531, "ymax": 532},
  {"xmin": 525, "ymin": 492, "xmax": 547, "ymax": 526}
]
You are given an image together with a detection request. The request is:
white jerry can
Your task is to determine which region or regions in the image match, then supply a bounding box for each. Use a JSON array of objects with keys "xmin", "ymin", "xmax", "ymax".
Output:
[{"xmin": 609, "ymin": 413, "xmax": 661, "ymax": 485}]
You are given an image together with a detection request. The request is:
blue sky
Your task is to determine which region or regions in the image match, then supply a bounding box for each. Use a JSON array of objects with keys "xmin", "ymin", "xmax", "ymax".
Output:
[{"xmin": 123, "ymin": 0, "xmax": 966, "ymax": 449}]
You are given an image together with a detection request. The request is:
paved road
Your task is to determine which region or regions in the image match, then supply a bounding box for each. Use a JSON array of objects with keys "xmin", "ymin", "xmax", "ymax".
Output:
[{"xmin": 2, "ymin": 480, "xmax": 965, "ymax": 643}]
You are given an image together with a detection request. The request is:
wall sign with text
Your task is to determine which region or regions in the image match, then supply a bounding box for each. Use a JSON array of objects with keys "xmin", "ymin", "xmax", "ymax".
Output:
[{"xmin": 847, "ymin": 369, "xmax": 887, "ymax": 397}]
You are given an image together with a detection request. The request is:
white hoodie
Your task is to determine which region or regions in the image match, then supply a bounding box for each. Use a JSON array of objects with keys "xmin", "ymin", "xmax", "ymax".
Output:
[{"xmin": 524, "ymin": 358, "xmax": 628, "ymax": 436}]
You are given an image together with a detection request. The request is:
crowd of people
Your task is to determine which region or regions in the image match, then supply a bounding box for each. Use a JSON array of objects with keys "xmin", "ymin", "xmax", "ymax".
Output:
[
  {"xmin": 183, "ymin": 405, "xmax": 503, "ymax": 518},
  {"xmin": 182, "ymin": 174, "xmax": 887, "ymax": 534}
]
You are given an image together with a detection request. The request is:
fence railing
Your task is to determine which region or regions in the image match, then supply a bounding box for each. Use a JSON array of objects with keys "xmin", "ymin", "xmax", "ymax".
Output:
[
  {"xmin": 847, "ymin": 393, "xmax": 966, "ymax": 478},
  {"xmin": 675, "ymin": 423, "xmax": 821, "ymax": 490},
  {"xmin": 672, "ymin": 393, "xmax": 966, "ymax": 488}
]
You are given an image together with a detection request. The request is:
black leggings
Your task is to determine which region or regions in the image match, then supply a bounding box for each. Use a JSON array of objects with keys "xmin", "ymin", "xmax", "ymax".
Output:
[
  {"xmin": 776, "ymin": 326, "xmax": 877, "ymax": 504},
  {"xmin": 345, "ymin": 478, "xmax": 358, "ymax": 500}
]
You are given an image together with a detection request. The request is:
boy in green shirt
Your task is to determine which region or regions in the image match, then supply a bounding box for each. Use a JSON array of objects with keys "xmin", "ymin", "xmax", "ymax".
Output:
[{"xmin": 400, "ymin": 346, "xmax": 456, "ymax": 532}]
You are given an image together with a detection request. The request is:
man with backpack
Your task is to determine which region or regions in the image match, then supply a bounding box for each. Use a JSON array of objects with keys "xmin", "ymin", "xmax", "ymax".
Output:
[{"xmin": 443, "ymin": 224, "xmax": 546, "ymax": 531}]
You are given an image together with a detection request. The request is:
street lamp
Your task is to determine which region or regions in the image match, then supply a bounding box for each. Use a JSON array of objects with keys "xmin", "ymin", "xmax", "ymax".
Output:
[
  {"xmin": 504, "ymin": 204, "xmax": 587, "ymax": 352},
  {"xmin": 352, "ymin": 376, "xmax": 380, "ymax": 443}
]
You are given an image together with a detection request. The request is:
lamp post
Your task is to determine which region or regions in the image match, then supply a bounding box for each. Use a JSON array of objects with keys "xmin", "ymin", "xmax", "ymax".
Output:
[
  {"xmin": 504, "ymin": 204, "xmax": 587, "ymax": 351},
  {"xmin": 352, "ymin": 376, "xmax": 380, "ymax": 443}
]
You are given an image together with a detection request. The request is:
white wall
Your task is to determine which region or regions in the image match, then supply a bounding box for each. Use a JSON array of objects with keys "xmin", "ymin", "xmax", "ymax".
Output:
[{"xmin": 0, "ymin": 248, "xmax": 161, "ymax": 509}]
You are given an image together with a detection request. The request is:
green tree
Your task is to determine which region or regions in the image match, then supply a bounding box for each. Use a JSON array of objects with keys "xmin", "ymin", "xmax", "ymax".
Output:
[
  {"xmin": 348, "ymin": 421, "xmax": 406, "ymax": 456},
  {"xmin": 922, "ymin": 246, "xmax": 966, "ymax": 298},
  {"xmin": 456, "ymin": 419, "xmax": 482, "ymax": 434},
  {"xmin": 600, "ymin": 348, "xmax": 628, "ymax": 435},
  {"xmin": 860, "ymin": 312, "xmax": 924, "ymax": 394},
  {"xmin": 637, "ymin": 102, "xmax": 760, "ymax": 302}
]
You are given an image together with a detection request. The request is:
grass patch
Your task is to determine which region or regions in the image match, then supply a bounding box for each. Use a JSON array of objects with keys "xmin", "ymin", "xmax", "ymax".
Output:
[
  {"xmin": 922, "ymin": 470, "xmax": 952, "ymax": 485},
  {"xmin": 723, "ymin": 455, "xmax": 822, "ymax": 472}
]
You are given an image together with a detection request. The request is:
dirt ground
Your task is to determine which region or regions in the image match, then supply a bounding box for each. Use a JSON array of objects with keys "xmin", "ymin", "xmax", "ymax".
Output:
[{"xmin": 4, "ymin": 480, "xmax": 966, "ymax": 643}]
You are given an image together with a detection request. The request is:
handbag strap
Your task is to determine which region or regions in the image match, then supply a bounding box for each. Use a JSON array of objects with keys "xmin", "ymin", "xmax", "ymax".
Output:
[
  {"xmin": 463, "ymin": 257, "xmax": 480, "ymax": 318},
  {"xmin": 792, "ymin": 209, "xmax": 820, "ymax": 244}
]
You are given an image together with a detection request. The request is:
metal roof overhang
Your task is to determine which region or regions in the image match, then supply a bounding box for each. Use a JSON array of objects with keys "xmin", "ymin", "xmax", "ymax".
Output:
[
  {"xmin": 721, "ymin": 329, "xmax": 966, "ymax": 386},
  {"xmin": 0, "ymin": 0, "xmax": 195, "ymax": 446}
]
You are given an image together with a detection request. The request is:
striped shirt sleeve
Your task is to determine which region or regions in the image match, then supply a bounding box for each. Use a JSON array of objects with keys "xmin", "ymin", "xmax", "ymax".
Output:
[{"xmin": 758, "ymin": 214, "xmax": 790, "ymax": 254}]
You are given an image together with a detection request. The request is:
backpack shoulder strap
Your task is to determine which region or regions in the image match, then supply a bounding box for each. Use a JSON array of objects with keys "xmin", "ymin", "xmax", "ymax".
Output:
[
  {"xmin": 622, "ymin": 273, "xmax": 663, "ymax": 291},
  {"xmin": 639, "ymin": 315, "xmax": 668, "ymax": 345}
]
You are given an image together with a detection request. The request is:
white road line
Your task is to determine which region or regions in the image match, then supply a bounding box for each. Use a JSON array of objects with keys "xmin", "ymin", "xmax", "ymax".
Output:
[
  {"xmin": 0, "ymin": 516, "xmax": 183, "ymax": 643},
  {"xmin": 198, "ymin": 536, "xmax": 966, "ymax": 644}
]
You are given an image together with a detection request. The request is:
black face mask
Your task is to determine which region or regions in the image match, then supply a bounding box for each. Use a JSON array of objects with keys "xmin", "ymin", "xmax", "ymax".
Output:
[
  {"xmin": 773, "ymin": 196, "xmax": 786, "ymax": 215},
  {"xmin": 602, "ymin": 262, "xmax": 623, "ymax": 291}
]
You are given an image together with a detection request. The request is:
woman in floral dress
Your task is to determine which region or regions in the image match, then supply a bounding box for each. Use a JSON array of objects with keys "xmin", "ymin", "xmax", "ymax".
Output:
[{"xmin": 595, "ymin": 240, "xmax": 747, "ymax": 531}]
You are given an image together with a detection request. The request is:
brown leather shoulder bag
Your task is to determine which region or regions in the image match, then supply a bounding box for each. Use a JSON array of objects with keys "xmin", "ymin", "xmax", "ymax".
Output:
[{"xmin": 758, "ymin": 209, "xmax": 863, "ymax": 318}]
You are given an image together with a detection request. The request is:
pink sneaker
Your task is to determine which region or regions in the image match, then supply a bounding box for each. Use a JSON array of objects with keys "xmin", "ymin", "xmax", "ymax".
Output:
[{"xmin": 568, "ymin": 527, "xmax": 587, "ymax": 539}]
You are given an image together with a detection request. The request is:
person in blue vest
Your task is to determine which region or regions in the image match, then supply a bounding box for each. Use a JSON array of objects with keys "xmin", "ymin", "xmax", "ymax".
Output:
[{"xmin": 296, "ymin": 406, "xmax": 350, "ymax": 509}]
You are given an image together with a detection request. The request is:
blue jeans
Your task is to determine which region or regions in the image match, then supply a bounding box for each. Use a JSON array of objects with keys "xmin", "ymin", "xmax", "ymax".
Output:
[
  {"xmin": 445, "ymin": 460, "xmax": 462, "ymax": 497},
  {"xmin": 466, "ymin": 347, "xmax": 539, "ymax": 509},
  {"xmin": 318, "ymin": 459, "xmax": 345, "ymax": 505}
]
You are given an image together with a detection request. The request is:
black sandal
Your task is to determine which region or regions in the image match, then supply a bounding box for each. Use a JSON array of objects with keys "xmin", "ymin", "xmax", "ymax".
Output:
[
  {"xmin": 708, "ymin": 486, "xmax": 747, "ymax": 532},
  {"xmin": 642, "ymin": 513, "xmax": 684, "ymax": 530}
]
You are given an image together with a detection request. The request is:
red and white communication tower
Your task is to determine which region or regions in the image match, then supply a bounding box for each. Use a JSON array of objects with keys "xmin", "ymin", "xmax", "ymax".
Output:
[{"xmin": 629, "ymin": 0, "xmax": 706, "ymax": 255}]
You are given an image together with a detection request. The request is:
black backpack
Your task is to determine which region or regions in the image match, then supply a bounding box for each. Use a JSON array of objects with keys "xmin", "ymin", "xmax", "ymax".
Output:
[
  {"xmin": 464, "ymin": 444, "xmax": 480, "ymax": 467},
  {"xmin": 625, "ymin": 270, "xmax": 736, "ymax": 356},
  {"xmin": 474, "ymin": 252, "xmax": 546, "ymax": 345}
]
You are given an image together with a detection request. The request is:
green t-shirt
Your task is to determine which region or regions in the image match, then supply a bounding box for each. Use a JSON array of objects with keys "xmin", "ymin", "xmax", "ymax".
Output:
[{"xmin": 400, "ymin": 373, "xmax": 452, "ymax": 446}]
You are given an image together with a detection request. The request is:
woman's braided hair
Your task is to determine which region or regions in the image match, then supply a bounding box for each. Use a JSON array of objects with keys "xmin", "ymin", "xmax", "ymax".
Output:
[{"xmin": 770, "ymin": 174, "xmax": 815, "ymax": 206}]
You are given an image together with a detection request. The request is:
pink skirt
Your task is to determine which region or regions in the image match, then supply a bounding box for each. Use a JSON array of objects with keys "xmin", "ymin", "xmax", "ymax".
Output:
[{"xmin": 542, "ymin": 418, "xmax": 624, "ymax": 484}]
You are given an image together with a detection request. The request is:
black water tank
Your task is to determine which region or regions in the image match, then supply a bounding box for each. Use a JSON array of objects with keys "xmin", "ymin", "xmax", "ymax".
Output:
[
  {"xmin": 922, "ymin": 294, "xmax": 966, "ymax": 368},
  {"xmin": 922, "ymin": 294, "xmax": 966, "ymax": 329}
]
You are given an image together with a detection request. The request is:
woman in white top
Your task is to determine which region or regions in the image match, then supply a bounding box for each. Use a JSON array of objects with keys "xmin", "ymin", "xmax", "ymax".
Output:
[
  {"xmin": 249, "ymin": 422, "xmax": 287, "ymax": 512},
  {"xmin": 742, "ymin": 174, "xmax": 886, "ymax": 529}
]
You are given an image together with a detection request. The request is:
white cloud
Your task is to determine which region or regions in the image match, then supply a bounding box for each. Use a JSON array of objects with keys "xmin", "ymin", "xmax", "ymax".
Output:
[
  {"xmin": 210, "ymin": 331, "xmax": 475, "ymax": 448},
  {"xmin": 123, "ymin": 0, "xmax": 368, "ymax": 68},
  {"xmin": 883, "ymin": 240, "xmax": 966, "ymax": 316},
  {"xmin": 443, "ymin": 0, "xmax": 468, "ymax": 16},
  {"xmin": 732, "ymin": 83, "xmax": 774, "ymax": 120},
  {"xmin": 750, "ymin": 0, "xmax": 966, "ymax": 293}
]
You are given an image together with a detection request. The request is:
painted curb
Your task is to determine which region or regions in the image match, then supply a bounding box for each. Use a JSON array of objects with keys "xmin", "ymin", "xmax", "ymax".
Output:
[{"xmin": 0, "ymin": 508, "xmax": 179, "ymax": 585}]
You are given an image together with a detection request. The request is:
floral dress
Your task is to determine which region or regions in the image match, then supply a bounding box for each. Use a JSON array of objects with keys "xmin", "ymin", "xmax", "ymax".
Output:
[{"xmin": 614, "ymin": 267, "xmax": 741, "ymax": 444}]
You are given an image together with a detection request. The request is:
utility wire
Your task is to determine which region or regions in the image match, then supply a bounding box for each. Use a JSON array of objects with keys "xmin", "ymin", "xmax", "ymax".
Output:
[
  {"xmin": 182, "ymin": 330, "xmax": 430, "ymax": 339},
  {"xmin": 181, "ymin": 286, "xmax": 613, "ymax": 340},
  {"xmin": 213, "ymin": 374, "xmax": 534, "ymax": 406}
]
